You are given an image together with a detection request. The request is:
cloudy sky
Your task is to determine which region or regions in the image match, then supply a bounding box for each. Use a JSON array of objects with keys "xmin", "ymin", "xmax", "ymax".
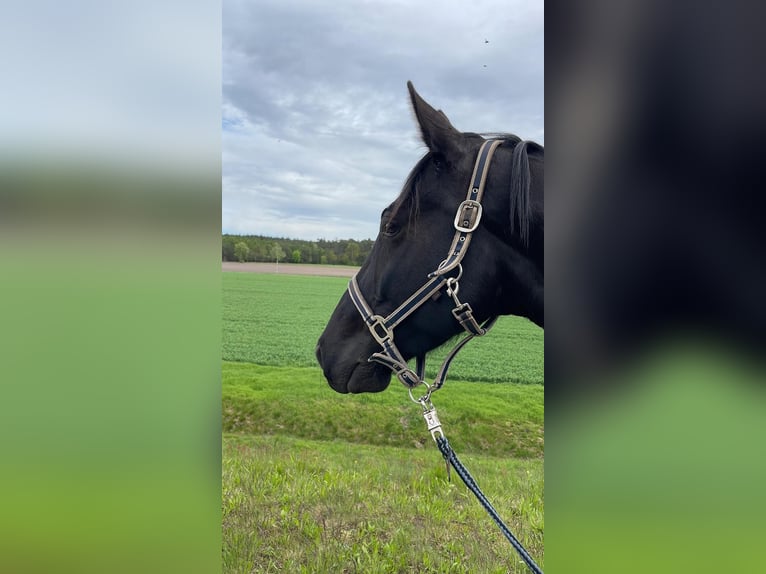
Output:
[{"xmin": 223, "ymin": 0, "xmax": 543, "ymax": 241}]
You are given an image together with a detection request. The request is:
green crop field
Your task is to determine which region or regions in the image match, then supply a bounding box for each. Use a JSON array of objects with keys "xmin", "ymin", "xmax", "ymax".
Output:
[
  {"xmin": 223, "ymin": 271, "xmax": 544, "ymax": 573},
  {"xmin": 223, "ymin": 272, "xmax": 543, "ymax": 384}
]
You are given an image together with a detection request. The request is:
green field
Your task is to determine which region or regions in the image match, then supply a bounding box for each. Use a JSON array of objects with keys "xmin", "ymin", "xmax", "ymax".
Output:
[
  {"xmin": 223, "ymin": 271, "xmax": 544, "ymax": 573},
  {"xmin": 223, "ymin": 272, "xmax": 543, "ymax": 384}
]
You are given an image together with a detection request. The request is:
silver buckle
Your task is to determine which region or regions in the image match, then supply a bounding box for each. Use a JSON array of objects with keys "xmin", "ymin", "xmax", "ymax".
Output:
[
  {"xmin": 453, "ymin": 200, "xmax": 483, "ymax": 232},
  {"xmin": 369, "ymin": 315, "xmax": 393, "ymax": 344}
]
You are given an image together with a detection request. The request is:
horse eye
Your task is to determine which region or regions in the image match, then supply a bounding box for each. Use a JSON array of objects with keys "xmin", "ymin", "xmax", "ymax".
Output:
[{"xmin": 382, "ymin": 220, "xmax": 400, "ymax": 237}]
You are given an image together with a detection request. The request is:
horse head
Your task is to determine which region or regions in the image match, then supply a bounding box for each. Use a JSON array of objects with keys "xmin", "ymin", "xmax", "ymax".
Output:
[{"xmin": 316, "ymin": 82, "xmax": 543, "ymax": 393}]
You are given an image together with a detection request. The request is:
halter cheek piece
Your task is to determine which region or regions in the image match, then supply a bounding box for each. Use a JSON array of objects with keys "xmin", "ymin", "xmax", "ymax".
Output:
[{"xmin": 348, "ymin": 139, "xmax": 503, "ymax": 400}]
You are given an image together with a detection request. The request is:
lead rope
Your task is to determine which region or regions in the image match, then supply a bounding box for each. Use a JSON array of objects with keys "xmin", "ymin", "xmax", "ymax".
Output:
[{"xmin": 419, "ymin": 399, "xmax": 543, "ymax": 574}]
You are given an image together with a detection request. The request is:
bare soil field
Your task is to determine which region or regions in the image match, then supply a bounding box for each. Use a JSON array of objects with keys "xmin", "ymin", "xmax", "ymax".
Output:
[{"xmin": 222, "ymin": 261, "xmax": 359, "ymax": 277}]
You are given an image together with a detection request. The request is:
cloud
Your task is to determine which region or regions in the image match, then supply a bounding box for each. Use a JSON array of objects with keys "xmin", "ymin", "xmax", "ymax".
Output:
[{"xmin": 223, "ymin": 0, "xmax": 543, "ymax": 240}]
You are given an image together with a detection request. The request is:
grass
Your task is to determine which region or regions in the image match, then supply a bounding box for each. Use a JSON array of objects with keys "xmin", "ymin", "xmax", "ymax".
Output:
[
  {"xmin": 222, "ymin": 272, "xmax": 543, "ymax": 384},
  {"xmin": 223, "ymin": 434, "xmax": 543, "ymax": 574},
  {"xmin": 222, "ymin": 270, "xmax": 544, "ymax": 573},
  {"xmin": 223, "ymin": 362, "xmax": 543, "ymax": 459}
]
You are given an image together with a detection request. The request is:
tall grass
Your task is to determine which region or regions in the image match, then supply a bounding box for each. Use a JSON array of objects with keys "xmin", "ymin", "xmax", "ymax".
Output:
[{"xmin": 223, "ymin": 362, "xmax": 543, "ymax": 459}]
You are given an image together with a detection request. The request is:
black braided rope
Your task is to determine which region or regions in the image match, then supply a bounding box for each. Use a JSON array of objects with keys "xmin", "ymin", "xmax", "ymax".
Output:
[{"xmin": 436, "ymin": 436, "xmax": 543, "ymax": 574}]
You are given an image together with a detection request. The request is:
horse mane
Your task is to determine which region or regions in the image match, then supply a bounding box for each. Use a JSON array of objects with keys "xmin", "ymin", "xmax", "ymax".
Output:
[
  {"xmin": 486, "ymin": 134, "xmax": 544, "ymax": 247},
  {"xmin": 391, "ymin": 135, "xmax": 544, "ymax": 246}
]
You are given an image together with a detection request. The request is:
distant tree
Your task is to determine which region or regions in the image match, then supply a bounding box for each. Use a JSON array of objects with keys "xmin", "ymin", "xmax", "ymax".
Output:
[
  {"xmin": 273, "ymin": 242, "xmax": 286, "ymax": 263},
  {"xmin": 222, "ymin": 236, "xmax": 235, "ymax": 261},
  {"xmin": 291, "ymin": 249, "xmax": 302, "ymax": 263},
  {"xmin": 344, "ymin": 240, "xmax": 360, "ymax": 265},
  {"xmin": 234, "ymin": 241, "xmax": 250, "ymax": 263},
  {"xmin": 253, "ymin": 240, "xmax": 268, "ymax": 261}
]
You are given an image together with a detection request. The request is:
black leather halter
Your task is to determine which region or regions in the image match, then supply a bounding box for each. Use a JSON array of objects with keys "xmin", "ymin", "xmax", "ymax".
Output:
[{"xmin": 348, "ymin": 139, "xmax": 503, "ymax": 399}]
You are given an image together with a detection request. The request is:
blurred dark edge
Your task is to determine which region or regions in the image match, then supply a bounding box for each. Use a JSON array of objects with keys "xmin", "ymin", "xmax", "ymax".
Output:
[
  {"xmin": 546, "ymin": 0, "xmax": 765, "ymax": 572},
  {"xmin": 0, "ymin": 2, "xmax": 222, "ymax": 574}
]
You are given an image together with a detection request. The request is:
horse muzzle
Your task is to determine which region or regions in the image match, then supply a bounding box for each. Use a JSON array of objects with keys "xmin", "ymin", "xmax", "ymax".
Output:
[{"xmin": 315, "ymin": 339, "xmax": 392, "ymax": 394}]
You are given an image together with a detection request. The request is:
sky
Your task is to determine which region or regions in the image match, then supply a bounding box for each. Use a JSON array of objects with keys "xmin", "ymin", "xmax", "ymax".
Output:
[
  {"xmin": 223, "ymin": 0, "xmax": 543, "ymax": 241},
  {"xmin": 2, "ymin": 0, "xmax": 219, "ymax": 168}
]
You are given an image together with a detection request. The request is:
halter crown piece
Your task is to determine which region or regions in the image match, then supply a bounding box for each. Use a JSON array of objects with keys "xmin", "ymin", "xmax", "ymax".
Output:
[{"xmin": 348, "ymin": 139, "xmax": 503, "ymax": 402}]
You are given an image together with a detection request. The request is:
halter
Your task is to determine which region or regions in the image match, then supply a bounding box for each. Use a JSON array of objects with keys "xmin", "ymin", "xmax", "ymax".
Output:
[{"xmin": 348, "ymin": 139, "xmax": 503, "ymax": 401}]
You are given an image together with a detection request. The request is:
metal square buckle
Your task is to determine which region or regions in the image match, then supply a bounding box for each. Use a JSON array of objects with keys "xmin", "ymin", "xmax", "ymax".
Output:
[
  {"xmin": 369, "ymin": 315, "xmax": 393, "ymax": 344},
  {"xmin": 453, "ymin": 200, "xmax": 483, "ymax": 232}
]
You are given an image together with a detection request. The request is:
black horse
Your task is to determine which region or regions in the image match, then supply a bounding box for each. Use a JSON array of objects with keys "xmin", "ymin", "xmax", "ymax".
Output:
[{"xmin": 316, "ymin": 82, "xmax": 543, "ymax": 394}]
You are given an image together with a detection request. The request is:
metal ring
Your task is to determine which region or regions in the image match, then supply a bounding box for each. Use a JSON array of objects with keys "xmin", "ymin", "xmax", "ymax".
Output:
[{"xmin": 407, "ymin": 379, "xmax": 432, "ymax": 404}]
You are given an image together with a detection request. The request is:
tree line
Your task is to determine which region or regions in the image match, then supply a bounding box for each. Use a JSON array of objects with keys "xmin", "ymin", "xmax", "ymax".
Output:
[{"xmin": 222, "ymin": 234, "xmax": 375, "ymax": 266}]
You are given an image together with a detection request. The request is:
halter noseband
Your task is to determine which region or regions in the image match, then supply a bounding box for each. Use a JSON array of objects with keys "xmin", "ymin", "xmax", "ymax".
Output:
[{"xmin": 348, "ymin": 139, "xmax": 503, "ymax": 399}]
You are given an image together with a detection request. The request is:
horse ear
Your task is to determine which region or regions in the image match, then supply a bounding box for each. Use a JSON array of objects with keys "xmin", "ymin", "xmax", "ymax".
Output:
[{"xmin": 407, "ymin": 81, "xmax": 462, "ymax": 157}]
